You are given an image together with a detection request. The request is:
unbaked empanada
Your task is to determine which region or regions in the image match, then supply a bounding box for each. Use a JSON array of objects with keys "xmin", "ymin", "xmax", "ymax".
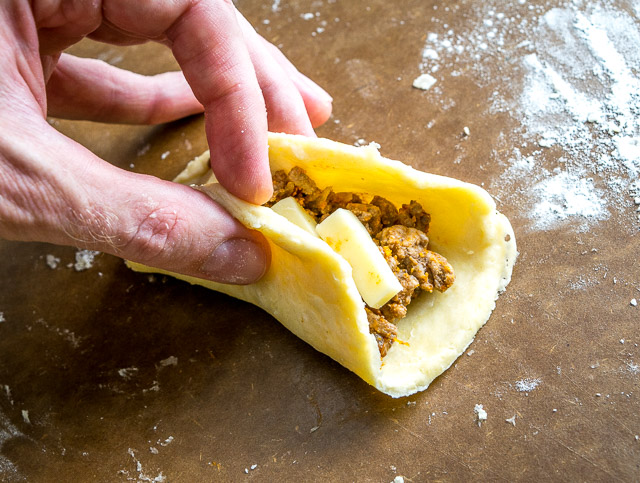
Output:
[{"xmin": 128, "ymin": 133, "xmax": 516, "ymax": 397}]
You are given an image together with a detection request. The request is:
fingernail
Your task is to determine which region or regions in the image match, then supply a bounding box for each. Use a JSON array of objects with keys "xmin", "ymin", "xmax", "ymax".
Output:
[{"xmin": 201, "ymin": 238, "xmax": 268, "ymax": 284}]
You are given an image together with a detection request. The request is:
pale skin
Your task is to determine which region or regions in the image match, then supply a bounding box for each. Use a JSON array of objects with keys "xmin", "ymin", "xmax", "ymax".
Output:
[{"xmin": 0, "ymin": 0, "xmax": 332, "ymax": 284}]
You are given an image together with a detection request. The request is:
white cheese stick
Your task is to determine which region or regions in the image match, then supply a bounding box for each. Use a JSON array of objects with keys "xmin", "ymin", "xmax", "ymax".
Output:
[
  {"xmin": 316, "ymin": 208, "xmax": 402, "ymax": 309},
  {"xmin": 271, "ymin": 197, "xmax": 319, "ymax": 237}
]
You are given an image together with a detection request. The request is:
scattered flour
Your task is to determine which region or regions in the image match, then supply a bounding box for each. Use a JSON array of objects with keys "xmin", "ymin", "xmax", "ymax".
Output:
[
  {"xmin": 119, "ymin": 448, "xmax": 167, "ymax": 483},
  {"xmin": 137, "ymin": 143, "xmax": 151, "ymax": 157},
  {"xmin": 74, "ymin": 249, "xmax": 100, "ymax": 271},
  {"xmin": 3, "ymin": 385, "xmax": 12, "ymax": 405},
  {"xmin": 354, "ymin": 138, "xmax": 368, "ymax": 146},
  {"xmin": 45, "ymin": 254, "xmax": 60, "ymax": 269},
  {"xmin": 158, "ymin": 436, "xmax": 174, "ymax": 447},
  {"xmin": 0, "ymin": 411, "xmax": 28, "ymax": 480},
  {"xmin": 530, "ymin": 171, "xmax": 608, "ymax": 230},
  {"xmin": 417, "ymin": 0, "xmax": 640, "ymax": 232},
  {"xmin": 143, "ymin": 381, "xmax": 160, "ymax": 393},
  {"xmin": 158, "ymin": 356, "xmax": 178, "ymax": 367},
  {"xmin": 505, "ymin": 415, "xmax": 517, "ymax": 426},
  {"xmin": 0, "ymin": 312, "xmax": 4, "ymax": 323},
  {"xmin": 62, "ymin": 329, "xmax": 82, "ymax": 348},
  {"xmin": 515, "ymin": 378, "xmax": 542, "ymax": 392},
  {"xmin": 35, "ymin": 318, "xmax": 82, "ymax": 349},
  {"xmin": 118, "ymin": 367, "xmax": 139, "ymax": 380},
  {"xmin": 474, "ymin": 404, "xmax": 488, "ymax": 426}
]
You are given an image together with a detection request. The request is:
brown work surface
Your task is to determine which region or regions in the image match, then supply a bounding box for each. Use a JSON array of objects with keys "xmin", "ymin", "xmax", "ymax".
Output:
[{"xmin": 1, "ymin": 1, "xmax": 639, "ymax": 481}]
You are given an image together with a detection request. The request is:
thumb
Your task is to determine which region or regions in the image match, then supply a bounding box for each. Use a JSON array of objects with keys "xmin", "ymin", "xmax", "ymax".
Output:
[
  {"xmin": 106, "ymin": 172, "xmax": 270, "ymax": 284},
  {"xmin": 84, "ymin": 165, "xmax": 271, "ymax": 285},
  {"xmin": 2, "ymin": 126, "xmax": 270, "ymax": 285}
]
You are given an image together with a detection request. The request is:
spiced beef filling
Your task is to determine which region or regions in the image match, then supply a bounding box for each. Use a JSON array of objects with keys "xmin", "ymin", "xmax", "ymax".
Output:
[{"xmin": 265, "ymin": 167, "xmax": 454, "ymax": 357}]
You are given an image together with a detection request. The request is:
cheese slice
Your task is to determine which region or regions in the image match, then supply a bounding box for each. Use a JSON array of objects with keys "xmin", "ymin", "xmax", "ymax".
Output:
[
  {"xmin": 271, "ymin": 197, "xmax": 318, "ymax": 237},
  {"xmin": 128, "ymin": 133, "xmax": 517, "ymax": 397},
  {"xmin": 316, "ymin": 209, "xmax": 401, "ymax": 308}
]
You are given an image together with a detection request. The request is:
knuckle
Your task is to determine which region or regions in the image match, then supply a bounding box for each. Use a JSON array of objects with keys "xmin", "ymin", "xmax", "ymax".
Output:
[
  {"xmin": 125, "ymin": 205, "xmax": 187, "ymax": 264},
  {"xmin": 35, "ymin": 0, "xmax": 103, "ymax": 33}
]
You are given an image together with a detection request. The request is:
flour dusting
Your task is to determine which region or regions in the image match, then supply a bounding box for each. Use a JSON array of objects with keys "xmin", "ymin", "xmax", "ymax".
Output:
[
  {"xmin": 515, "ymin": 378, "xmax": 542, "ymax": 392},
  {"xmin": 119, "ymin": 448, "xmax": 167, "ymax": 483},
  {"xmin": 74, "ymin": 249, "xmax": 100, "ymax": 271},
  {"xmin": 45, "ymin": 254, "xmax": 60, "ymax": 269},
  {"xmin": 474, "ymin": 404, "xmax": 488, "ymax": 426},
  {"xmin": 0, "ymin": 411, "xmax": 27, "ymax": 480},
  {"xmin": 158, "ymin": 356, "xmax": 178, "ymax": 368},
  {"xmin": 118, "ymin": 367, "xmax": 139, "ymax": 380},
  {"xmin": 417, "ymin": 0, "xmax": 640, "ymax": 232},
  {"xmin": 530, "ymin": 172, "xmax": 608, "ymax": 230}
]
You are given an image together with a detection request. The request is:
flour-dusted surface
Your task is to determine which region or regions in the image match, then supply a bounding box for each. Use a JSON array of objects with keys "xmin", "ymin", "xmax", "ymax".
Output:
[
  {"xmin": 414, "ymin": 0, "xmax": 640, "ymax": 233},
  {"xmin": 0, "ymin": 0, "xmax": 638, "ymax": 481}
]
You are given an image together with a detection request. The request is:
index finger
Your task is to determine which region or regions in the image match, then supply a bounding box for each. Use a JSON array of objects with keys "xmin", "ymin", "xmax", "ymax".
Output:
[{"xmin": 165, "ymin": 1, "xmax": 272, "ymax": 204}]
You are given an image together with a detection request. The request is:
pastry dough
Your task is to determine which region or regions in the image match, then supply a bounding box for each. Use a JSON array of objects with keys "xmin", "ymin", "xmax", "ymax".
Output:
[{"xmin": 128, "ymin": 133, "xmax": 517, "ymax": 397}]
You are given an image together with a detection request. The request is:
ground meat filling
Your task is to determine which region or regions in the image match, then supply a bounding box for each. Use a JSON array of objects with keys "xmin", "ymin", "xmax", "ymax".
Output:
[{"xmin": 267, "ymin": 167, "xmax": 455, "ymax": 357}]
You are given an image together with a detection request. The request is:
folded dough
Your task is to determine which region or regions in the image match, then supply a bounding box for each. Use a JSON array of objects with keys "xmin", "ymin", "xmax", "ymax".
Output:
[{"xmin": 128, "ymin": 133, "xmax": 517, "ymax": 397}]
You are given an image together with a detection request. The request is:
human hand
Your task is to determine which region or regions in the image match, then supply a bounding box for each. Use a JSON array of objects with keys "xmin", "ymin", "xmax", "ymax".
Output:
[{"xmin": 0, "ymin": 0, "xmax": 332, "ymax": 284}]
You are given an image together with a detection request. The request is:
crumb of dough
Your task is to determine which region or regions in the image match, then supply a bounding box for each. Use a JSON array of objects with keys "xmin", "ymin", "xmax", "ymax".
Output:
[
  {"xmin": 21, "ymin": 410, "xmax": 30, "ymax": 424},
  {"xmin": 474, "ymin": 404, "xmax": 487, "ymax": 426},
  {"xmin": 46, "ymin": 254, "xmax": 60, "ymax": 269},
  {"xmin": 412, "ymin": 73, "xmax": 437, "ymax": 90},
  {"xmin": 631, "ymin": 298, "xmax": 638, "ymax": 307},
  {"xmin": 505, "ymin": 415, "xmax": 516, "ymax": 426},
  {"xmin": 74, "ymin": 250, "xmax": 100, "ymax": 271},
  {"xmin": 392, "ymin": 477, "xmax": 405, "ymax": 483},
  {"xmin": 0, "ymin": 312, "xmax": 5, "ymax": 323}
]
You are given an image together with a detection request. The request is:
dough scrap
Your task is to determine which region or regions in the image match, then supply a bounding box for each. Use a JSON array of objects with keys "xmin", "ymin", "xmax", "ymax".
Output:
[{"xmin": 128, "ymin": 133, "xmax": 517, "ymax": 397}]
